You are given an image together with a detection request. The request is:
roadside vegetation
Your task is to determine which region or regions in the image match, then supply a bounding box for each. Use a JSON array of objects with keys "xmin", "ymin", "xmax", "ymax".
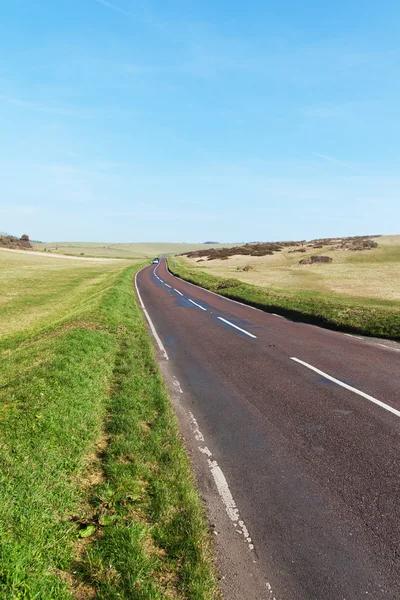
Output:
[
  {"xmin": 0, "ymin": 250, "xmax": 218, "ymax": 599},
  {"xmin": 169, "ymin": 236, "xmax": 400, "ymax": 339}
]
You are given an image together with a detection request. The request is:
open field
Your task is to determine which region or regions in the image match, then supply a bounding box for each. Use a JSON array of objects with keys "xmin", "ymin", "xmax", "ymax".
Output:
[
  {"xmin": 0, "ymin": 250, "xmax": 218, "ymax": 599},
  {"xmin": 170, "ymin": 235, "xmax": 400, "ymax": 339},
  {"xmin": 33, "ymin": 241, "xmax": 238, "ymax": 259},
  {"xmin": 180, "ymin": 235, "xmax": 400, "ymax": 301}
]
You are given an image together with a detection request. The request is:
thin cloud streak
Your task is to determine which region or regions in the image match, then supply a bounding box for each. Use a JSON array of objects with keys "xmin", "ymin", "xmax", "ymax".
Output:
[
  {"xmin": 94, "ymin": 0, "xmax": 168, "ymax": 32},
  {"xmin": 95, "ymin": 0, "xmax": 137, "ymax": 19},
  {"xmin": 0, "ymin": 94, "xmax": 91, "ymax": 119},
  {"xmin": 313, "ymin": 152, "xmax": 365, "ymax": 173}
]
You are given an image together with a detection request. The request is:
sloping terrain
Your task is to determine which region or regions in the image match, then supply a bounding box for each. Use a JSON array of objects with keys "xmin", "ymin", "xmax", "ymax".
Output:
[
  {"xmin": 33, "ymin": 241, "xmax": 237, "ymax": 259},
  {"xmin": 0, "ymin": 250, "xmax": 218, "ymax": 599}
]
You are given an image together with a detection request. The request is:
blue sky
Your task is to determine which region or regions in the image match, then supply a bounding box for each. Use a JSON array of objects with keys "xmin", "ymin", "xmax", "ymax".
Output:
[{"xmin": 1, "ymin": 0, "xmax": 399, "ymax": 242}]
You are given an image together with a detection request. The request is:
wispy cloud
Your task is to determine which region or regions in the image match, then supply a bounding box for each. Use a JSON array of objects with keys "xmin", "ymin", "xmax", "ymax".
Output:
[
  {"xmin": 313, "ymin": 152, "xmax": 364, "ymax": 173},
  {"xmin": 0, "ymin": 94, "xmax": 91, "ymax": 119},
  {"xmin": 94, "ymin": 0, "xmax": 168, "ymax": 32},
  {"xmin": 95, "ymin": 0, "xmax": 137, "ymax": 19}
]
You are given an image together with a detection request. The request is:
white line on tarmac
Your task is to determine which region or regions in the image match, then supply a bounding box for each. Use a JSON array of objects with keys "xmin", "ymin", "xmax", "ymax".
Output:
[
  {"xmin": 188, "ymin": 298, "xmax": 207, "ymax": 311},
  {"xmin": 187, "ymin": 411, "xmax": 256, "ymax": 553},
  {"xmin": 290, "ymin": 357, "xmax": 400, "ymax": 418},
  {"xmin": 377, "ymin": 343, "xmax": 400, "ymax": 353},
  {"xmin": 344, "ymin": 333, "xmax": 363, "ymax": 340},
  {"xmin": 174, "ymin": 288, "xmax": 184, "ymax": 296},
  {"xmin": 135, "ymin": 269, "xmax": 169, "ymax": 360},
  {"xmin": 165, "ymin": 283, "xmax": 172, "ymax": 288},
  {"xmin": 272, "ymin": 313, "xmax": 284, "ymax": 319},
  {"xmin": 217, "ymin": 317, "xmax": 257, "ymax": 339}
]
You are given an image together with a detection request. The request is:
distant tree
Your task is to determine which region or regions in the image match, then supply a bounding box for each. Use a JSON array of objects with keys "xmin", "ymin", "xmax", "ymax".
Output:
[{"xmin": 20, "ymin": 234, "xmax": 30, "ymax": 241}]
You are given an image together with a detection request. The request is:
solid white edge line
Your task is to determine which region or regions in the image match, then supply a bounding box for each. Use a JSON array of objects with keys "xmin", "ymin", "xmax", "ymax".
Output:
[
  {"xmin": 135, "ymin": 267, "xmax": 169, "ymax": 360},
  {"xmin": 344, "ymin": 333, "xmax": 363, "ymax": 340},
  {"xmin": 165, "ymin": 261, "xmax": 400, "ymax": 355},
  {"xmin": 188, "ymin": 298, "xmax": 207, "ymax": 311},
  {"xmin": 165, "ymin": 260, "xmax": 261, "ymax": 311},
  {"xmin": 217, "ymin": 316, "xmax": 257, "ymax": 339},
  {"xmin": 174, "ymin": 288, "xmax": 184, "ymax": 296},
  {"xmin": 290, "ymin": 357, "xmax": 400, "ymax": 418}
]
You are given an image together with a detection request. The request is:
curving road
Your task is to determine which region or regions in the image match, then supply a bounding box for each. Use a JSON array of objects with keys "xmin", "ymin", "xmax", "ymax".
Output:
[{"xmin": 136, "ymin": 259, "xmax": 400, "ymax": 600}]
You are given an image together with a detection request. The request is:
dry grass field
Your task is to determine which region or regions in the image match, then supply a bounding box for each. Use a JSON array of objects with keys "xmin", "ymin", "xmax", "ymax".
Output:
[
  {"xmin": 33, "ymin": 241, "xmax": 237, "ymax": 259},
  {"xmin": 180, "ymin": 235, "xmax": 400, "ymax": 302}
]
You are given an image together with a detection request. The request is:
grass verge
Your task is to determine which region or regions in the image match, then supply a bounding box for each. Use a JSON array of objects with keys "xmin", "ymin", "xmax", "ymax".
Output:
[
  {"xmin": 168, "ymin": 259, "xmax": 400, "ymax": 340},
  {"xmin": 0, "ymin": 260, "xmax": 218, "ymax": 599}
]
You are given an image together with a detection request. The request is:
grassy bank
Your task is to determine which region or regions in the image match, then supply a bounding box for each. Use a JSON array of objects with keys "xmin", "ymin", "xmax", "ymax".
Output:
[
  {"xmin": 168, "ymin": 258, "xmax": 400, "ymax": 340},
  {"xmin": 0, "ymin": 251, "xmax": 218, "ymax": 599}
]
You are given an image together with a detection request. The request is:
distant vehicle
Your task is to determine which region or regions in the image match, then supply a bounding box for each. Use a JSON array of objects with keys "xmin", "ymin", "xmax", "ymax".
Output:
[{"xmin": 152, "ymin": 257, "xmax": 160, "ymax": 264}]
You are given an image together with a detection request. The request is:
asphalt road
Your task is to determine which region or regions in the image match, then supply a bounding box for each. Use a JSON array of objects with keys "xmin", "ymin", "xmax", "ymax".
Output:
[{"xmin": 137, "ymin": 259, "xmax": 400, "ymax": 600}]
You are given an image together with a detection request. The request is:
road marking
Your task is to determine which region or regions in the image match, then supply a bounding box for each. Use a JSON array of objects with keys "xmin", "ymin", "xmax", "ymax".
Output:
[
  {"xmin": 290, "ymin": 357, "xmax": 400, "ymax": 418},
  {"xmin": 165, "ymin": 261, "xmax": 260, "ymax": 311},
  {"xmin": 188, "ymin": 298, "xmax": 207, "ymax": 311},
  {"xmin": 344, "ymin": 333, "xmax": 363, "ymax": 340},
  {"xmin": 135, "ymin": 269, "xmax": 169, "ymax": 360},
  {"xmin": 188, "ymin": 411, "xmax": 255, "ymax": 551},
  {"xmin": 174, "ymin": 288, "xmax": 184, "ymax": 296},
  {"xmin": 378, "ymin": 343, "xmax": 400, "ymax": 353},
  {"xmin": 217, "ymin": 317, "xmax": 257, "ymax": 339},
  {"xmin": 165, "ymin": 283, "xmax": 171, "ymax": 288},
  {"xmin": 272, "ymin": 313, "xmax": 284, "ymax": 319}
]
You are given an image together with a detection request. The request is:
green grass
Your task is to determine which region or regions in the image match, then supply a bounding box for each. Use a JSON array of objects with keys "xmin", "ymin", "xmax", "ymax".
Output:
[
  {"xmin": 168, "ymin": 258, "xmax": 400, "ymax": 340},
  {"xmin": 32, "ymin": 241, "xmax": 238, "ymax": 259},
  {"xmin": 0, "ymin": 252, "xmax": 218, "ymax": 599}
]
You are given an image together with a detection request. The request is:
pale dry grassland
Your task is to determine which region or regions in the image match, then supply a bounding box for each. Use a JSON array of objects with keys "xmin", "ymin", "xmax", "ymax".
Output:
[
  {"xmin": 181, "ymin": 235, "xmax": 400, "ymax": 302},
  {"xmin": 33, "ymin": 241, "xmax": 237, "ymax": 259},
  {"xmin": 0, "ymin": 248, "xmax": 130, "ymax": 340}
]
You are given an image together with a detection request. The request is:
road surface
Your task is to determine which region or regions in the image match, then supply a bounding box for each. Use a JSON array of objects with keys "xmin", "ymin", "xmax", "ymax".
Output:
[{"xmin": 136, "ymin": 259, "xmax": 400, "ymax": 600}]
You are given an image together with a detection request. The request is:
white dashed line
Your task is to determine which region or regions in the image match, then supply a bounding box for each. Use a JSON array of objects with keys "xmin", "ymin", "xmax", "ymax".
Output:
[
  {"xmin": 174, "ymin": 288, "xmax": 184, "ymax": 296},
  {"xmin": 272, "ymin": 313, "xmax": 284, "ymax": 319},
  {"xmin": 291, "ymin": 357, "xmax": 400, "ymax": 418},
  {"xmin": 217, "ymin": 317, "xmax": 257, "ymax": 339},
  {"xmin": 344, "ymin": 333, "xmax": 363, "ymax": 340},
  {"xmin": 188, "ymin": 411, "xmax": 255, "ymax": 552},
  {"xmin": 188, "ymin": 298, "xmax": 207, "ymax": 311},
  {"xmin": 165, "ymin": 283, "xmax": 172, "ymax": 288},
  {"xmin": 377, "ymin": 343, "xmax": 400, "ymax": 353}
]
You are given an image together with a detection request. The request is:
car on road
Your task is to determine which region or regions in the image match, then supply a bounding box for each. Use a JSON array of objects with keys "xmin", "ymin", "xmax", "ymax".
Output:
[{"xmin": 152, "ymin": 257, "xmax": 160, "ymax": 264}]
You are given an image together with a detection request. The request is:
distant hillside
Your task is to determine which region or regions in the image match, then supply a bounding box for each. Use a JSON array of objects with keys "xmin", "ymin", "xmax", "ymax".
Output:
[
  {"xmin": 0, "ymin": 234, "xmax": 32, "ymax": 250},
  {"xmin": 181, "ymin": 235, "xmax": 380, "ymax": 261},
  {"xmin": 33, "ymin": 241, "xmax": 238, "ymax": 259}
]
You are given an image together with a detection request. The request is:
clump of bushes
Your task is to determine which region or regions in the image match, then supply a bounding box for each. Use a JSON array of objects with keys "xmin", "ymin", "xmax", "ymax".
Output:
[
  {"xmin": 0, "ymin": 234, "xmax": 32, "ymax": 250},
  {"xmin": 299, "ymin": 255, "xmax": 333, "ymax": 265}
]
